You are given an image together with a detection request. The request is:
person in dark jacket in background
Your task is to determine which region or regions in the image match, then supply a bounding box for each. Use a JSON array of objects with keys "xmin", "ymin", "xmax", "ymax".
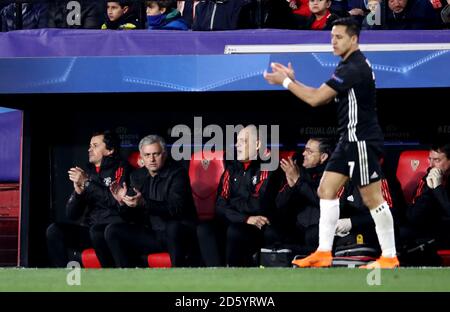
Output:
[
  {"xmin": 101, "ymin": 1, "xmax": 138, "ymax": 30},
  {"xmin": 386, "ymin": 0, "xmax": 442, "ymax": 29},
  {"xmin": 146, "ymin": 0, "xmax": 188, "ymax": 30},
  {"xmin": 177, "ymin": 0, "xmax": 199, "ymax": 29},
  {"xmin": 442, "ymin": 0, "xmax": 450, "ymax": 28},
  {"xmin": 105, "ymin": 135, "xmax": 198, "ymax": 267},
  {"xmin": 47, "ymin": 0, "xmax": 103, "ymax": 29},
  {"xmin": 46, "ymin": 130, "xmax": 130, "ymax": 267},
  {"xmin": 1, "ymin": 2, "xmax": 48, "ymax": 32},
  {"xmin": 276, "ymin": 138, "xmax": 333, "ymax": 253},
  {"xmin": 192, "ymin": 0, "xmax": 249, "ymax": 30},
  {"xmin": 407, "ymin": 143, "xmax": 450, "ymax": 249}
]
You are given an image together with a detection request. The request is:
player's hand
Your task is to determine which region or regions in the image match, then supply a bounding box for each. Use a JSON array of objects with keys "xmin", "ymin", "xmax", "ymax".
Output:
[
  {"xmin": 246, "ymin": 215, "xmax": 270, "ymax": 230},
  {"xmin": 271, "ymin": 62, "xmax": 296, "ymax": 81},
  {"xmin": 263, "ymin": 62, "xmax": 296, "ymax": 85},
  {"xmin": 263, "ymin": 67, "xmax": 287, "ymax": 85},
  {"xmin": 426, "ymin": 167, "xmax": 443, "ymax": 189},
  {"xmin": 280, "ymin": 156, "xmax": 300, "ymax": 187}
]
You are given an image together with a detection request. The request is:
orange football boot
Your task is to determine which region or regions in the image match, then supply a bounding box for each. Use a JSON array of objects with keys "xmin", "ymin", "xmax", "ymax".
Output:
[
  {"xmin": 292, "ymin": 250, "xmax": 333, "ymax": 268},
  {"xmin": 360, "ymin": 256, "xmax": 400, "ymax": 269}
]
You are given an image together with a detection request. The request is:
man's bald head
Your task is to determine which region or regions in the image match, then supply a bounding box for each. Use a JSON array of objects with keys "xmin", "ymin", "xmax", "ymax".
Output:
[{"xmin": 236, "ymin": 125, "xmax": 260, "ymax": 162}]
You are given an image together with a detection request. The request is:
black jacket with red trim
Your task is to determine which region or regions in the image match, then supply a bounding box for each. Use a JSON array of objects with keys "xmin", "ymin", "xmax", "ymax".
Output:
[
  {"xmin": 276, "ymin": 162, "xmax": 325, "ymax": 228},
  {"xmin": 408, "ymin": 168, "xmax": 450, "ymax": 229},
  {"xmin": 216, "ymin": 160, "xmax": 283, "ymax": 224},
  {"xmin": 66, "ymin": 154, "xmax": 130, "ymax": 226}
]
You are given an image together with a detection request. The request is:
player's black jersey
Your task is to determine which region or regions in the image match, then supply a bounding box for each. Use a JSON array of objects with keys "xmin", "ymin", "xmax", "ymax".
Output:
[{"xmin": 326, "ymin": 50, "xmax": 383, "ymax": 143}]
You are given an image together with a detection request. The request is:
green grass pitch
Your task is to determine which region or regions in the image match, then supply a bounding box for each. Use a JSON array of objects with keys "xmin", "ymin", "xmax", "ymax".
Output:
[{"xmin": 1, "ymin": 267, "xmax": 450, "ymax": 292}]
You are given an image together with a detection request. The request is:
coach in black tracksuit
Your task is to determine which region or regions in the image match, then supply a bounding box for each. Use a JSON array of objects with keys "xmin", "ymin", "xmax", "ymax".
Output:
[
  {"xmin": 105, "ymin": 134, "xmax": 198, "ymax": 268},
  {"xmin": 406, "ymin": 143, "xmax": 450, "ymax": 249},
  {"xmin": 46, "ymin": 130, "xmax": 129, "ymax": 267},
  {"xmin": 197, "ymin": 125, "xmax": 283, "ymax": 267}
]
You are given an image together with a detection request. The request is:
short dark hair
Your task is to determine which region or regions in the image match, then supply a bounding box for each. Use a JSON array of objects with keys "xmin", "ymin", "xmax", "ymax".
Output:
[
  {"xmin": 310, "ymin": 137, "xmax": 335, "ymax": 157},
  {"xmin": 108, "ymin": 1, "xmax": 132, "ymax": 8},
  {"xmin": 431, "ymin": 143, "xmax": 450, "ymax": 160},
  {"xmin": 92, "ymin": 130, "xmax": 121, "ymax": 156},
  {"xmin": 332, "ymin": 17, "xmax": 361, "ymax": 40},
  {"xmin": 146, "ymin": 0, "xmax": 176, "ymax": 10}
]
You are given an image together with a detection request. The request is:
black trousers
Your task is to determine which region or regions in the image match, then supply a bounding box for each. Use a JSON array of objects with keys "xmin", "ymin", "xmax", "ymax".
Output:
[
  {"xmin": 296, "ymin": 224, "xmax": 319, "ymax": 251},
  {"xmin": 400, "ymin": 218, "xmax": 450, "ymax": 249},
  {"xmin": 197, "ymin": 220, "xmax": 281, "ymax": 267},
  {"xmin": 256, "ymin": 222, "xmax": 319, "ymax": 256},
  {"xmin": 104, "ymin": 220, "xmax": 198, "ymax": 268},
  {"xmin": 46, "ymin": 222, "xmax": 115, "ymax": 268},
  {"xmin": 197, "ymin": 220, "xmax": 225, "ymax": 267}
]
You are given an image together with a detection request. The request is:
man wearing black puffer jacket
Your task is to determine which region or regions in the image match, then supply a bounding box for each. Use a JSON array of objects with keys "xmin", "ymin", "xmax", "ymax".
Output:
[
  {"xmin": 275, "ymin": 138, "xmax": 333, "ymax": 253},
  {"xmin": 386, "ymin": 0, "xmax": 442, "ymax": 29},
  {"xmin": 46, "ymin": 130, "xmax": 130, "ymax": 267}
]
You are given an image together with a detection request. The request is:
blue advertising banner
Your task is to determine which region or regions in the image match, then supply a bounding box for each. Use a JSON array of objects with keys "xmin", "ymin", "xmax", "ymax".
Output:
[
  {"xmin": 1, "ymin": 29, "xmax": 449, "ymax": 93},
  {"xmin": 0, "ymin": 50, "xmax": 449, "ymax": 93}
]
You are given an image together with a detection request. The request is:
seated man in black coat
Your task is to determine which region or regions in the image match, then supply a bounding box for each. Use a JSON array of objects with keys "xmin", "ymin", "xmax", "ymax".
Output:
[
  {"xmin": 276, "ymin": 137, "xmax": 333, "ymax": 253},
  {"xmin": 406, "ymin": 143, "xmax": 450, "ymax": 249},
  {"xmin": 105, "ymin": 134, "xmax": 198, "ymax": 267},
  {"xmin": 46, "ymin": 130, "xmax": 130, "ymax": 267}
]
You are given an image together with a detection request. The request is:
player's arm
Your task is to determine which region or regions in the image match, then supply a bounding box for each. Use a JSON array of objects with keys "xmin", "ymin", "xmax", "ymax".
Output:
[
  {"xmin": 287, "ymin": 81, "xmax": 337, "ymax": 107},
  {"xmin": 264, "ymin": 62, "xmax": 337, "ymax": 107}
]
